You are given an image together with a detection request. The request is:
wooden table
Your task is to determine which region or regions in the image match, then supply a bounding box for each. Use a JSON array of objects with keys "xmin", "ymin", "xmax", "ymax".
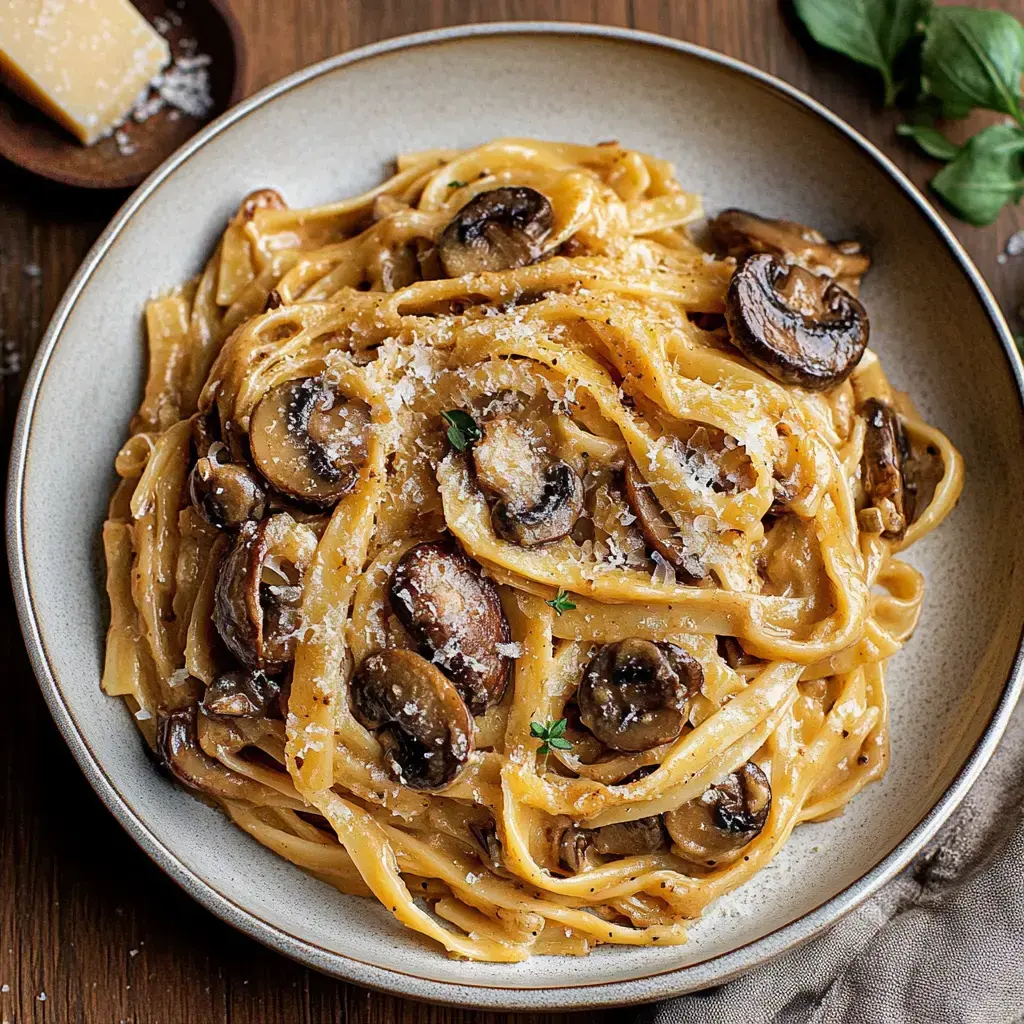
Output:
[{"xmin": 1, "ymin": 2, "xmax": 1021, "ymax": 1022}]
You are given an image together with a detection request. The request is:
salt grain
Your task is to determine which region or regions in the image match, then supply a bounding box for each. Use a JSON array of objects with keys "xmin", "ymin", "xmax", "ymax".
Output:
[
  {"xmin": 114, "ymin": 129, "xmax": 137, "ymax": 157},
  {"xmin": 1005, "ymin": 229, "xmax": 1024, "ymax": 258}
]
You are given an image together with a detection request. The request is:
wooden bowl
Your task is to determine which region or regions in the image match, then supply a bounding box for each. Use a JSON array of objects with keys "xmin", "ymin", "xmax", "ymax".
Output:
[{"xmin": 0, "ymin": 0, "xmax": 247, "ymax": 190}]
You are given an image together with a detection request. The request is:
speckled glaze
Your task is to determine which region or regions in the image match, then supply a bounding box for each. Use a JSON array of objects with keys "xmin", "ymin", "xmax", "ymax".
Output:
[{"xmin": 7, "ymin": 24, "xmax": 1024, "ymax": 1011}]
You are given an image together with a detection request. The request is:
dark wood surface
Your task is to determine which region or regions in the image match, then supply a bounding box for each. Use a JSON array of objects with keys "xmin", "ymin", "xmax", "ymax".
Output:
[{"xmin": 1, "ymin": 3, "xmax": 1021, "ymax": 1022}]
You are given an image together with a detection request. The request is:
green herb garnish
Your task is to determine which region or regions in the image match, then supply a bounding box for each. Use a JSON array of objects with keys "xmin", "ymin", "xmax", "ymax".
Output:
[
  {"xmin": 931, "ymin": 123, "xmax": 1024, "ymax": 226},
  {"xmin": 791, "ymin": 1, "xmax": 1024, "ymax": 225},
  {"xmin": 530, "ymin": 718, "xmax": 573, "ymax": 756},
  {"xmin": 792, "ymin": 0, "xmax": 928, "ymax": 107},
  {"xmin": 447, "ymin": 179, "xmax": 468, "ymax": 189},
  {"xmin": 441, "ymin": 409, "xmax": 482, "ymax": 451},
  {"xmin": 895, "ymin": 122, "xmax": 962, "ymax": 160},
  {"xmin": 922, "ymin": 7, "xmax": 1024, "ymax": 120},
  {"xmin": 545, "ymin": 589, "xmax": 576, "ymax": 616}
]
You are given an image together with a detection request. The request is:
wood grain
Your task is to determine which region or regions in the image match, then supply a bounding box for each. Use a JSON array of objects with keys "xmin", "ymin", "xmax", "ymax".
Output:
[{"xmin": 0, "ymin": 3, "xmax": 1021, "ymax": 1022}]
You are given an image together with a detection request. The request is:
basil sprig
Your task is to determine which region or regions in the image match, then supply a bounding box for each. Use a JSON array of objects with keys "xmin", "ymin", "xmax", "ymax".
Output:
[
  {"xmin": 793, "ymin": 0, "xmax": 929, "ymax": 106},
  {"xmin": 931, "ymin": 124, "xmax": 1024, "ymax": 227},
  {"xmin": 792, "ymin": 2, "xmax": 1024, "ymax": 226},
  {"xmin": 922, "ymin": 7, "xmax": 1024, "ymax": 120},
  {"xmin": 895, "ymin": 123, "xmax": 961, "ymax": 160}
]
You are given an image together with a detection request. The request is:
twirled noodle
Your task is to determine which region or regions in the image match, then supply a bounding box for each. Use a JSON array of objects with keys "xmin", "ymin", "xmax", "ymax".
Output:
[{"xmin": 101, "ymin": 139, "xmax": 963, "ymax": 961}]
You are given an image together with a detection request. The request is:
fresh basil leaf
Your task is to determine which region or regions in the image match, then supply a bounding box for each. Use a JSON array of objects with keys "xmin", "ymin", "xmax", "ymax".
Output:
[
  {"xmin": 922, "ymin": 6, "xmax": 1024, "ymax": 118},
  {"xmin": 897, "ymin": 123, "xmax": 961, "ymax": 160},
  {"xmin": 792, "ymin": 0, "xmax": 929, "ymax": 105},
  {"xmin": 549, "ymin": 718, "xmax": 568, "ymax": 738},
  {"xmin": 931, "ymin": 123, "xmax": 1024, "ymax": 225},
  {"xmin": 548, "ymin": 737, "xmax": 573, "ymax": 750},
  {"xmin": 530, "ymin": 721, "xmax": 546, "ymax": 738}
]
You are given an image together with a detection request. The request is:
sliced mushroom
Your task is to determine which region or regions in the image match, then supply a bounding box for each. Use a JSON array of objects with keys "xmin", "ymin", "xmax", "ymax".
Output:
[
  {"xmin": 156, "ymin": 704, "xmax": 276, "ymax": 802},
  {"xmin": 716, "ymin": 636, "xmax": 761, "ymax": 671},
  {"xmin": 903, "ymin": 439, "xmax": 944, "ymax": 526},
  {"xmin": 213, "ymin": 513, "xmax": 317, "ymax": 672},
  {"xmin": 623, "ymin": 457, "xmax": 706, "ymax": 581},
  {"xmin": 202, "ymin": 669, "xmax": 281, "ymax": 718},
  {"xmin": 577, "ymin": 639, "xmax": 703, "ymax": 752},
  {"xmin": 860, "ymin": 398, "xmax": 910, "ymax": 540},
  {"xmin": 725, "ymin": 253, "xmax": 869, "ymax": 391},
  {"xmin": 558, "ymin": 824, "xmax": 595, "ymax": 873},
  {"xmin": 664, "ymin": 762, "xmax": 772, "ymax": 865},
  {"xmin": 557, "ymin": 816, "xmax": 669, "ymax": 872},
  {"xmin": 249, "ymin": 375, "xmax": 371, "ymax": 507},
  {"xmin": 189, "ymin": 455, "xmax": 267, "ymax": 530},
  {"xmin": 709, "ymin": 208, "xmax": 870, "ymax": 292},
  {"xmin": 389, "ymin": 540, "xmax": 510, "ymax": 714},
  {"xmin": 350, "ymin": 649, "xmax": 474, "ymax": 790},
  {"xmin": 472, "ymin": 417, "xmax": 584, "ymax": 547},
  {"xmin": 469, "ymin": 820, "xmax": 508, "ymax": 874},
  {"xmin": 438, "ymin": 186, "xmax": 554, "ymax": 277}
]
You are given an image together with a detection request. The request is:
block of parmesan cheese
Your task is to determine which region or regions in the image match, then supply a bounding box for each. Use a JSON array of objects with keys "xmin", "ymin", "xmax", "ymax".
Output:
[{"xmin": 0, "ymin": 0, "xmax": 170, "ymax": 145}]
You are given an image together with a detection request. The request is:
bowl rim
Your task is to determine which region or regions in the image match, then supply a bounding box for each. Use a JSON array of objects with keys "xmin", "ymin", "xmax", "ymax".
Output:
[{"xmin": 7, "ymin": 20, "xmax": 1024, "ymax": 1011}]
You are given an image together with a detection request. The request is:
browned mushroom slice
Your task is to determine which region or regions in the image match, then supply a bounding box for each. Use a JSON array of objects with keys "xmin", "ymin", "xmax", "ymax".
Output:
[
  {"xmin": 578, "ymin": 639, "xmax": 703, "ymax": 753},
  {"xmin": 389, "ymin": 540, "xmax": 511, "ymax": 714},
  {"xmin": 860, "ymin": 398, "xmax": 910, "ymax": 540},
  {"xmin": 664, "ymin": 762, "xmax": 772, "ymax": 865},
  {"xmin": 213, "ymin": 513, "xmax": 317, "ymax": 672},
  {"xmin": 249, "ymin": 375, "xmax": 371, "ymax": 507},
  {"xmin": 902, "ymin": 438, "xmax": 944, "ymax": 526},
  {"xmin": 157, "ymin": 704, "xmax": 277, "ymax": 802},
  {"xmin": 438, "ymin": 187, "xmax": 554, "ymax": 277},
  {"xmin": 557, "ymin": 816, "xmax": 669, "ymax": 872},
  {"xmin": 469, "ymin": 820, "xmax": 508, "ymax": 874},
  {"xmin": 709, "ymin": 208, "xmax": 871, "ymax": 291},
  {"xmin": 189, "ymin": 455, "xmax": 267, "ymax": 531},
  {"xmin": 622, "ymin": 457, "xmax": 706, "ymax": 581},
  {"xmin": 472, "ymin": 417, "xmax": 584, "ymax": 547},
  {"xmin": 725, "ymin": 253, "xmax": 869, "ymax": 391},
  {"xmin": 202, "ymin": 669, "xmax": 281, "ymax": 718},
  {"xmin": 350, "ymin": 649, "xmax": 474, "ymax": 790},
  {"xmin": 558, "ymin": 824, "xmax": 595, "ymax": 873},
  {"xmin": 716, "ymin": 636, "xmax": 762, "ymax": 671}
]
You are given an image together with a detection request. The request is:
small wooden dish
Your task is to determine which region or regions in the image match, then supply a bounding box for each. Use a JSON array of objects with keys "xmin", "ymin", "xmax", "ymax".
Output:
[{"xmin": 0, "ymin": 0, "xmax": 247, "ymax": 190}]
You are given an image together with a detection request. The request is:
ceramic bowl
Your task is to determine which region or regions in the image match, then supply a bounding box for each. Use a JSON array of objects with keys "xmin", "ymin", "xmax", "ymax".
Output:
[{"xmin": 8, "ymin": 23, "xmax": 1024, "ymax": 1010}]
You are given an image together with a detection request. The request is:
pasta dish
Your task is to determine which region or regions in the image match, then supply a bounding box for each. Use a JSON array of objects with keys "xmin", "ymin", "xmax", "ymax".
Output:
[{"xmin": 101, "ymin": 139, "xmax": 963, "ymax": 960}]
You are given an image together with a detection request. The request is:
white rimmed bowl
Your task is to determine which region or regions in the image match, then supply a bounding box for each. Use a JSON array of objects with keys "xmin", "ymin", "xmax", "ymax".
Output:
[{"xmin": 8, "ymin": 23, "xmax": 1024, "ymax": 1011}]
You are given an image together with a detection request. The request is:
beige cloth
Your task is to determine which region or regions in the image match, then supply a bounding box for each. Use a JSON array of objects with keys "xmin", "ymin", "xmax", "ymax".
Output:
[{"xmin": 646, "ymin": 703, "xmax": 1024, "ymax": 1024}]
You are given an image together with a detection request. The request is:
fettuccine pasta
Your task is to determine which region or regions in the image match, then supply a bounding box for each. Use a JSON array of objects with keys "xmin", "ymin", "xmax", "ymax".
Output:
[{"xmin": 101, "ymin": 138, "xmax": 963, "ymax": 961}]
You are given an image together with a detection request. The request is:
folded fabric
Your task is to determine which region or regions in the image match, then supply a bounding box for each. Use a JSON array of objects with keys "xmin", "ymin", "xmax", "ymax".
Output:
[{"xmin": 644, "ymin": 703, "xmax": 1024, "ymax": 1024}]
